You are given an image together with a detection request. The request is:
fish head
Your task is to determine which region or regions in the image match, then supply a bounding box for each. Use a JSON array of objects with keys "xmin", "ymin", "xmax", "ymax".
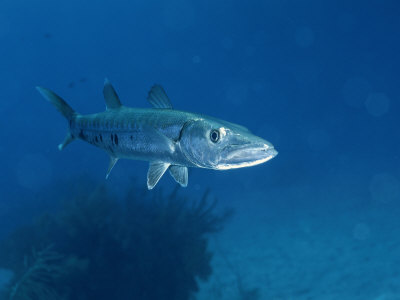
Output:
[{"xmin": 179, "ymin": 118, "xmax": 278, "ymax": 170}]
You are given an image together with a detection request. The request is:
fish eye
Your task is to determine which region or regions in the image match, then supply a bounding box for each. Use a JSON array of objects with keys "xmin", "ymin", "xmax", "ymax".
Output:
[{"xmin": 210, "ymin": 129, "xmax": 220, "ymax": 143}]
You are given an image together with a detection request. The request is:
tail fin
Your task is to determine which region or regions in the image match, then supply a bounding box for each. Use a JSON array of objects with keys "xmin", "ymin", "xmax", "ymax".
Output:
[
  {"xmin": 36, "ymin": 86, "xmax": 77, "ymax": 150},
  {"xmin": 36, "ymin": 86, "xmax": 76, "ymax": 121}
]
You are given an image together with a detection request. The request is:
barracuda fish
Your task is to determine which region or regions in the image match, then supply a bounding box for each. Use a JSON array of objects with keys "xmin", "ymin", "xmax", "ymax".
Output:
[{"xmin": 37, "ymin": 80, "xmax": 278, "ymax": 189}]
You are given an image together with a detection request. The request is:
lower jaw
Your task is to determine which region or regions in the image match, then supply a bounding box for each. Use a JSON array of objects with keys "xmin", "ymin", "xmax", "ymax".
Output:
[{"xmin": 215, "ymin": 154, "xmax": 276, "ymax": 170}]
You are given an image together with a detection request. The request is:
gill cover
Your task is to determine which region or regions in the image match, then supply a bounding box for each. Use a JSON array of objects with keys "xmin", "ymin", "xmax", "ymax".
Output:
[{"xmin": 180, "ymin": 119, "xmax": 222, "ymax": 168}]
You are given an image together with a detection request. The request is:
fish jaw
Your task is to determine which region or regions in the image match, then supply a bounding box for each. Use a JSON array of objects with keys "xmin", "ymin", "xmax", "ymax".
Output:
[{"xmin": 215, "ymin": 138, "xmax": 278, "ymax": 170}]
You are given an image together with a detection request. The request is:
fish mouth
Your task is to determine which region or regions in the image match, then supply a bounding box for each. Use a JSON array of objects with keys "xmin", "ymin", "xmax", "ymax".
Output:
[{"xmin": 216, "ymin": 142, "xmax": 278, "ymax": 170}]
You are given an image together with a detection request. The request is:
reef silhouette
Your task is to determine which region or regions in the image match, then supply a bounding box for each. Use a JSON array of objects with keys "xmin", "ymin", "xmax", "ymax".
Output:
[{"xmin": 0, "ymin": 180, "xmax": 232, "ymax": 300}]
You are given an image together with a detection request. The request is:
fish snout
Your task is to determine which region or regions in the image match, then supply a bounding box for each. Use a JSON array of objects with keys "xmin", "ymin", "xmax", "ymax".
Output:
[
  {"xmin": 261, "ymin": 142, "xmax": 278, "ymax": 158},
  {"xmin": 217, "ymin": 138, "xmax": 278, "ymax": 169},
  {"xmin": 237, "ymin": 141, "xmax": 278, "ymax": 163}
]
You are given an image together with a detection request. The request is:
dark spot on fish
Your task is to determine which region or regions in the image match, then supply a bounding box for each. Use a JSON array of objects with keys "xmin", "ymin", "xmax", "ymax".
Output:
[
  {"xmin": 79, "ymin": 129, "xmax": 85, "ymax": 139},
  {"xmin": 95, "ymin": 136, "xmax": 99, "ymax": 143},
  {"xmin": 99, "ymin": 134, "xmax": 103, "ymax": 142},
  {"xmin": 68, "ymin": 82, "xmax": 75, "ymax": 88},
  {"xmin": 110, "ymin": 134, "xmax": 114, "ymax": 143},
  {"xmin": 130, "ymin": 135, "xmax": 133, "ymax": 140},
  {"xmin": 114, "ymin": 134, "xmax": 118, "ymax": 146}
]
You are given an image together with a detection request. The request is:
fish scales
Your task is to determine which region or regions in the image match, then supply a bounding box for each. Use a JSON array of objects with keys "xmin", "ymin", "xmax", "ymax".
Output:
[{"xmin": 71, "ymin": 109, "xmax": 191, "ymax": 161}]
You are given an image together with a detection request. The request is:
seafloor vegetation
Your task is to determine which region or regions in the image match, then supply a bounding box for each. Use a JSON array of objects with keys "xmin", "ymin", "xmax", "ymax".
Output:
[{"xmin": 0, "ymin": 180, "xmax": 232, "ymax": 300}]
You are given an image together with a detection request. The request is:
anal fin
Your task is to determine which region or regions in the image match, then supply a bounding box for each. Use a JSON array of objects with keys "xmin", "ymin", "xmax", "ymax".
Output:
[
  {"xmin": 147, "ymin": 161, "xmax": 170, "ymax": 190},
  {"xmin": 169, "ymin": 165, "xmax": 188, "ymax": 187},
  {"xmin": 58, "ymin": 133, "xmax": 75, "ymax": 151},
  {"xmin": 106, "ymin": 156, "xmax": 119, "ymax": 179}
]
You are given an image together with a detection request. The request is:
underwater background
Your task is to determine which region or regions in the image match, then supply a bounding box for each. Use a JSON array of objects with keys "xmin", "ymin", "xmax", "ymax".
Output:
[{"xmin": 1, "ymin": 0, "xmax": 399, "ymax": 299}]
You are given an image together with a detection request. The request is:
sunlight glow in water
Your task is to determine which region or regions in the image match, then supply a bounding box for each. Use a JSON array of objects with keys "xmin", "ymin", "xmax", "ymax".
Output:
[
  {"xmin": 337, "ymin": 12, "xmax": 357, "ymax": 32},
  {"xmin": 353, "ymin": 223, "xmax": 371, "ymax": 240},
  {"xmin": 295, "ymin": 27, "xmax": 315, "ymax": 48},
  {"xmin": 307, "ymin": 129, "xmax": 331, "ymax": 151},
  {"xmin": 365, "ymin": 93, "xmax": 390, "ymax": 117},
  {"xmin": 192, "ymin": 55, "xmax": 201, "ymax": 64},
  {"xmin": 369, "ymin": 173, "xmax": 400, "ymax": 204},
  {"xmin": 0, "ymin": 14, "xmax": 11, "ymax": 38},
  {"xmin": 221, "ymin": 37, "xmax": 233, "ymax": 50},
  {"xmin": 0, "ymin": 268, "xmax": 13, "ymax": 291},
  {"xmin": 342, "ymin": 77, "xmax": 371, "ymax": 108},
  {"xmin": 162, "ymin": 51, "xmax": 180, "ymax": 70},
  {"xmin": 225, "ymin": 83, "xmax": 248, "ymax": 106},
  {"xmin": 162, "ymin": 0, "xmax": 195, "ymax": 30},
  {"xmin": 15, "ymin": 153, "xmax": 53, "ymax": 190}
]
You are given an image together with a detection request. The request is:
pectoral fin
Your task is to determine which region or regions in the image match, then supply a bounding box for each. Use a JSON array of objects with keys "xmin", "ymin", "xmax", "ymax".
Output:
[
  {"xmin": 147, "ymin": 162, "xmax": 170, "ymax": 189},
  {"xmin": 169, "ymin": 165, "xmax": 188, "ymax": 187}
]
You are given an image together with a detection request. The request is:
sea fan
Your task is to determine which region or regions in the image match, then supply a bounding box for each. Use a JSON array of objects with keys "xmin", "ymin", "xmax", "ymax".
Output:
[
  {"xmin": 1, "ymin": 179, "xmax": 232, "ymax": 300},
  {"xmin": 8, "ymin": 246, "xmax": 65, "ymax": 300}
]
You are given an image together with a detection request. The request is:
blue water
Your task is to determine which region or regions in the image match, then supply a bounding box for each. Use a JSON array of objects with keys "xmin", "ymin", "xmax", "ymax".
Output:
[{"xmin": 1, "ymin": 0, "xmax": 399, "ymax": 299}]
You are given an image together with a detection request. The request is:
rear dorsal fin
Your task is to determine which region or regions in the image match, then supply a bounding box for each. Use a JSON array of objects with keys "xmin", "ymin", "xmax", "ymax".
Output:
[
  {"xmin": 103, "ymin": 78, "xmax": 122, "ymax": 110},
  {"xmin": 147, "ymin": 85, "xmax": 173, "ymax": 109}
]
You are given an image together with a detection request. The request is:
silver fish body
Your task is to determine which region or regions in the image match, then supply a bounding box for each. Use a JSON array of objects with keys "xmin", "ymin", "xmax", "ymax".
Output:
[
  {"xmin": 37, "ymin": 79, "xmax": 278, "ymax": 189},
  {"xmin": 71, "ymin": 108, "xmax": 195, "ymax": 166}
]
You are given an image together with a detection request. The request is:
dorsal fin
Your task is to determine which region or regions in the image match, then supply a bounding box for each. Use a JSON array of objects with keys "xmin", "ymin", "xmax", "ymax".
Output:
[
  {"xmin": 103, "ymin": 78, "xmax": 122, "ymax": 110},
  {"xmin": 147, "ymin": 85, "xmax": 173, "ymax": 109}
]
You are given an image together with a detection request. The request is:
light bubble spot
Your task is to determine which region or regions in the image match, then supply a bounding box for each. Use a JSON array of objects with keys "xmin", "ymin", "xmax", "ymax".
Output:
[
  {"xmin": 0, "ymin": 14, "xmax": 11, "ymax": 38},
  {"xmin": 295, "ymin": 27, "xmax": 315, "ymax": 48},
  {"xmin": 192, "ymin": 55, "xmax": 201, "ymax": 64},
  {"xmin": 307, "ymin": 129, "xmax": 331, "ymax": 151},
  {"xmin": 251, "ymin": 81, "xmax": 268, "ymax": 93},
  {"xmin": 15, "ymin": 153, "xmax": 53, "ymax": 190},
  {"xmin": 342, "ymin": 77, "xmax": 371, "ymax": 108},
  {"xmin": 162, "ymin": 51, "xmax": 180, "ymax": 70},
  {"xmin": 221, "ymin": 37, "xmax": 233, "ymax": 50},
  {"xmin": 257, "ymin": 125, "xmax": 281, "ymax": 146},
  {"xmin": 253, "ymin": 30, "xmax": 268, "ymax": 45},
  {"xmin": 0, "ymin": 268, "xmax": 14, "ymax": 290},
  {"xmin": 365, "ymin": 92, "xmax": 390, "ymax": 117},
  {"xmin": 353, "ymin": 223, "xmax": 370, "ymax": 240},
  {"xmin": 293, "ymin": 62, "xmax": 319, "ymax": 86},
  {"xmin": 163, "ymin": 0, "xmax": 195, "ymax": 30},
  {"xmin": 369, "ymin": 173, "xmax": 400, "ymax": 204},
  {"xmin": 245, "ymin": 46, "xmax": 255, "ymax": 56},
  {"xmin": 225, "ymin": 83, "xmax": 248, "ymax": 106},
  {"xmin": 337, "ymin": 12, "xmax": 357, "ymax": 32}
]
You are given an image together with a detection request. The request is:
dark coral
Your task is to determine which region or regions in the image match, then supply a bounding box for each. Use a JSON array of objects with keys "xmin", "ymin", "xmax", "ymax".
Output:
[{"xmin": 0, "ymin": 181, "xmax": 232, "ymax": 300}]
